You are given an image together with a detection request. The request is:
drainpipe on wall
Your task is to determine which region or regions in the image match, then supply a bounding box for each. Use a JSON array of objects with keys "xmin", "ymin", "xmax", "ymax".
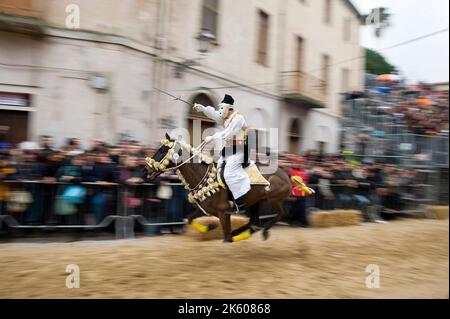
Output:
[
  {"xmin": 28, "ymin": 1, "xmax": 46, "ymax": 143},
  {"xmin": 151, "ymin": 0, "xmax": 170, "ymax": 146},
  {"xmin": 275, "ymin": 0, "xmax": 287, "ymax": 151}
]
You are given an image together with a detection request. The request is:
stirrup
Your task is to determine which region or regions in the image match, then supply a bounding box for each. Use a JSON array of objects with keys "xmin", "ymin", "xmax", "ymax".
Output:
[
  {"xmin": 236, "ymin": 202, "xmax": 247, "ymax": 214},
  {"xmin": 227, "ymin": 201, "xmax": 242, "ymax": 214},
  {"xmin": 228, "ymin": 201, "xmax": 240, "ymax": 214}
]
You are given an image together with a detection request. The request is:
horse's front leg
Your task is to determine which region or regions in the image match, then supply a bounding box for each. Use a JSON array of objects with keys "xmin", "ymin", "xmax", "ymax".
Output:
[
  {"xmin": 219, "ymin": 212, "xmax": 232, "ymax": 242},
  {"xmin": 187, "ymin": 208, "xmax": 218, "ymax": 233},
  {"xmin": 187, "ymin": 208, "xmax": 204, "ymax": 224}
]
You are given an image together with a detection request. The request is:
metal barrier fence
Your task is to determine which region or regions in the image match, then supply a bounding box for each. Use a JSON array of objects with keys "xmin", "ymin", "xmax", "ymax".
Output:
[
  {"xmin": 0, "ymin": 178, "xmax": 437, "ymax": 238},
  {"xmin": 341, "ymin": 98, "xmax": 449, "ymax": 168},
  {"xmin": 305, "ymin": 182, "xmax": 434, "ymax": 212},
  {"xmin": 0, "ymin": 180, "xmax": 191, "ymax": 238},
  {"xmin": 341, "ymin": 132, "xmax": 448, "ymax": 168},
  {"xmin": 0, "ymin": 180, "xmax": 283, "ymax": 238}
]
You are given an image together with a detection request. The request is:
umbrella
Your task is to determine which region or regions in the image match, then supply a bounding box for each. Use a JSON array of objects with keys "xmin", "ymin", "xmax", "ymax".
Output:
[
  {"xmin": 377, "ymin": 74, "xmax": 401, "ymax": 81},
  {"xmin": 416, "ymin": 97, "xmax": 432, "ymax": 107},
  {"xmin": 375, "ymin": 86, "xmax": 392, "ymax": 94}
]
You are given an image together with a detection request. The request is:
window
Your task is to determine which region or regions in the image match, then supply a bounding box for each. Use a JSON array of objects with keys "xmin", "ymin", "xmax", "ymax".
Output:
[
  {"xmin": 201, "ymin": 0, "xmax": 220, "ymax": 37},
  {"xmin": 343, "ymin": 17, "xmax": 351, "ymax": 42},
  {"xmin": 324, "ymin": 0, "xmax": 332, "ymax": 24},
  {"xmin": 256, "ymin": 10, "xmax": 269, "ymax": 65},
  {"xmin": 296, "ymin": 36, "xmax": 304, "ymax": 72},
  {"xmin": 322, "ymin": 54, "xmax": 330, "ymax": 94},
  {"xmin": 288, "ymin": 118, "xmax": 302, "ymax": 154},
  {"xmin": 0, "ymin": 92, "xmax": 31, "ymax": 144},
  {"xmin": 295, "ymin": 36, "xmax": 304, "ymax": 92},
  {"xmin": 342, "ymin": 68, "xmax": 350, "ymax": 92},
  {"xmin": 318, "ymin": 141, "xmax": 326, "ymax": 156}
]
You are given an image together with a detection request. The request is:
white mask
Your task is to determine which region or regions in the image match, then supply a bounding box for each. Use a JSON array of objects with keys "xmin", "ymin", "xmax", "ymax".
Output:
[{"xmin": 218, "ymin": 103, "xmax": 231, "ymax": 118}]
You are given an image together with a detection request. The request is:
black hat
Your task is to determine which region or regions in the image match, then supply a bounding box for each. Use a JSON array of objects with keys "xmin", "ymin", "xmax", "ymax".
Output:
[{"xmin": 221, "ymin": 94, "xmax": 234, "ymax": 105}]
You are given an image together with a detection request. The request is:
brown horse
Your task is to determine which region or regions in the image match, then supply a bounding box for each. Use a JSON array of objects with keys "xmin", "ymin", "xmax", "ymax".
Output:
[{"xmin": 145, "ymin": 133, "xmax": 293, "ymax": 243}]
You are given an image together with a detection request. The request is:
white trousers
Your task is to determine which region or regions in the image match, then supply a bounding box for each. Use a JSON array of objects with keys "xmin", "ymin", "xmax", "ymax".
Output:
[{"xmin": 217, "ymin": 151, "xmax": 251, "ymax": 200}]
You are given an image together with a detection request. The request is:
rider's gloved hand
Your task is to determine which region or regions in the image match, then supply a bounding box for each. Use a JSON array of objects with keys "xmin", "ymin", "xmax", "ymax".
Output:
[
  {"xmin": 193, "ymin": 103, "xmax": 203, "ymax": 112},
  {"xmin": 204, "ymin": 136, "xmax": 214, "ymax": 144}
]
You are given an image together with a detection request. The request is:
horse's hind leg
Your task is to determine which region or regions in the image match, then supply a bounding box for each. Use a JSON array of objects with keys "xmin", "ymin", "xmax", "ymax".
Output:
[
  {"xmin": 219, "ymin": 213, "xmax": 233, "ymax": 243},
  {"xmin": 230, "ymin": 223, "xmax": 250, "ymax": 237},
  {"xmin": 249, "ymin": 203, "xmax": 261, "ymax": 228},
  {"xmin": 262, "ymin": 201, "xmax": 287, "ymax": 240},
  {"xmin": 230, "ymin": 203, "xmax": 260, "ymax": 238},
  {"xmin": 187, "ymin": 209, "xmax": 218, "ymax": 233}
]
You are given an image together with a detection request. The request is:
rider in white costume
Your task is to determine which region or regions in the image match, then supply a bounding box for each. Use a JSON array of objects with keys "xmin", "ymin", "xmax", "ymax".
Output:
[{"xmin": 193, "ymin": 94, "xmax": 251, "ymax": 211}]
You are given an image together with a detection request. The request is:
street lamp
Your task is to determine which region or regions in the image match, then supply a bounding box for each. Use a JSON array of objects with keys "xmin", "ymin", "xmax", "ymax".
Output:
[
  {"xmin": 174, "ymin": 28, "xmax": 216, "ymax": 78},
  {"xmin": 197, "ymin": 28, "xmax": 216, "ymax": 53},
  {"xmin": 89, "ymin": 74, "xmax": 109, "ymax": 92}
]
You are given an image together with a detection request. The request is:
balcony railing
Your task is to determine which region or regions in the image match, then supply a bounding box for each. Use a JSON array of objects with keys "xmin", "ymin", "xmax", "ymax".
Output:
[
  {"xmin": 0, "ymin": 0, "xmax": 37, "ymax": 17},
  {"xmin": 0, "ymin": 0, "xmax": 44, "ymax": 35},
  {"xmin": 280, "ymin": 71, "xmax": 326, "ymax": 108}
]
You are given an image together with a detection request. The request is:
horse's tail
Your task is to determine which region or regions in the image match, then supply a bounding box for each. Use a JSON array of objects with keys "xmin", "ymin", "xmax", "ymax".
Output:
[{"xmin": 290, "ymin": 176, "xmax": 315, "ymax": 196}]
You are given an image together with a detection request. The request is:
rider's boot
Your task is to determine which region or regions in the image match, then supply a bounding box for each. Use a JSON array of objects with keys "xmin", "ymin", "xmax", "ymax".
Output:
[{"xmin": 234, "ymin": 195, "xmax": 247, "ymax": 214}]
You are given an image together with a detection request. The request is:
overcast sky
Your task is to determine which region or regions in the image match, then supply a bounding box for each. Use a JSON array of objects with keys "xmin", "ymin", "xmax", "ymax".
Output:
[{"xmin": 352, "ymin": 0, "xmax": 449, "ymax": 84}]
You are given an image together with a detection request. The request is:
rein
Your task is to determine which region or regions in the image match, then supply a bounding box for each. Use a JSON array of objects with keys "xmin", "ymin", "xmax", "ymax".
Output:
[
  {"xmin": 145, "ymin": 139, "xmax": 222, "ymax": 205},
  {"xmin": 169, "ymin": 140, "xmax": 209, "ymax": 171}
]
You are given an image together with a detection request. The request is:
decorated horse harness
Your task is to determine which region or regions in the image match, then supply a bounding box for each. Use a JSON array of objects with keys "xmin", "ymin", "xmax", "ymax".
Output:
[{"xmin": 145, "ymin": 139, "xmax": 225, "ymax": 205}]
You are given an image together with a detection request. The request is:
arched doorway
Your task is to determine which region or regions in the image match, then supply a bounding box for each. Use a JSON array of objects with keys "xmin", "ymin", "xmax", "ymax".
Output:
[
  {"xmin": 288, "ymin": 118, "xmax": 302, "ymax": 154},
  {"xmin": 249, "ymin": 108, "xmax": 269, "ymax": 149},
  {"xmin": 187, "ymin": 93, "xmax": 217, "ymax": 145}
]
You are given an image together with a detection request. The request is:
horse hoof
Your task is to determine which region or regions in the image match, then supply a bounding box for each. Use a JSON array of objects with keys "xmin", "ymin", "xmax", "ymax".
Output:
[
  {"xmin": 262, "ymin": 230, "xmax": 269, "ymax": 241},
  {"xmin": 223, "ymin": 239, "xmax": 233, "ymax": 243}
]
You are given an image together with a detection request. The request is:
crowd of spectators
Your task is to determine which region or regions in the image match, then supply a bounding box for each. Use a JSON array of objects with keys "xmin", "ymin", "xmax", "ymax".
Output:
[
  {"xmin": 354, "ymin": 80, "xmax": 449, "ymax": 137},
  {"xmin": 0, "ymin": 133, "xmax": 434, "ymax": 228},
  {"xmin": 0, "ymin": 136, "xmax": 186, "ymax": 226},
  {"xmin": 279, "ymin": 150, "xmax": 426, "ymax": 226}
]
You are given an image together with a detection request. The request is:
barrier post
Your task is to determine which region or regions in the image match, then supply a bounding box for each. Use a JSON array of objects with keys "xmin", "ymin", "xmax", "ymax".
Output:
[
  {"xmin": 115, "ymin": 215, "xmax": 135, "ymax": 239},
  {"xmin": 115, "ymin": 184, "xmax": 135, "ymax": 239}
]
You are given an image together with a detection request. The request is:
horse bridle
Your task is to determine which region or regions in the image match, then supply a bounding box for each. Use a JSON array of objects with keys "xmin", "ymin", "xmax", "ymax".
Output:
[
  {"xmin": 145, "ymin": 139, "xmax": 222, "ymax": 205},
  {"xmin": 145, "ymin": 139, "xmax": 177, "ymax": 172},
  {"xmin": 145, "ymin": 139, "xmax": 209, "ymax": 173}
]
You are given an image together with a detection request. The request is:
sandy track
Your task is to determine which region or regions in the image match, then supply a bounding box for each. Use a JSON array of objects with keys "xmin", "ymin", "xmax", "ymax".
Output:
[{"xmin": 0, "ymin": 219, "xmax": 448, "ymax": 298}]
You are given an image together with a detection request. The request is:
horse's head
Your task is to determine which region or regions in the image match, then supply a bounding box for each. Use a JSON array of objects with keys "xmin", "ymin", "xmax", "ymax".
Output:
[{"xmin": 145, "ymin": 133, "xmax": 183, "ymax": 180}]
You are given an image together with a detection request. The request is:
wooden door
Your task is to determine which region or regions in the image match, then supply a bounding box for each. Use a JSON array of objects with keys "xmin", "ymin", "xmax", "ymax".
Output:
[{"xmin": 0, "ymin": 110, "xmax": 29, "ymax": 144}]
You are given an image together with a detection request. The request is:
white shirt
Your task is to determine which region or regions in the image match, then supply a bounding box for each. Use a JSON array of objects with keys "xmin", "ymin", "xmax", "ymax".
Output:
[{"xmin": 200, "ymin": 106, "xmax": 246, "ymax": 146}]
